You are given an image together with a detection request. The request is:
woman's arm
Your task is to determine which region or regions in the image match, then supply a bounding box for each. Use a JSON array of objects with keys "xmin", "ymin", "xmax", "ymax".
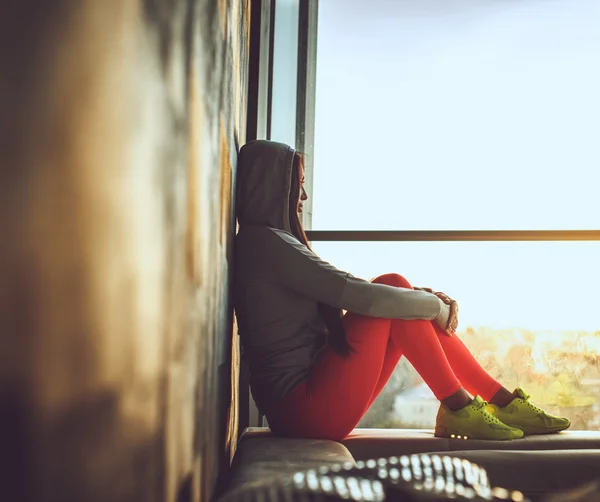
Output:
[{"xmin": 253, "ymin": 227, "xmax": 449, "ymax": 327}]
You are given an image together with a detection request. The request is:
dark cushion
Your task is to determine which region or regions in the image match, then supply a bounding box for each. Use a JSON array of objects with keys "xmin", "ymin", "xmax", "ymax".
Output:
[
  {"xmin": 341, "ymin": 429, "xmax": 600, "ymax": 460},
  {"xmin": 229, "ymin": 428, "xmax": 600, "ymax": 500},
  {"xmin": 226, "ymin": 428, "xmax": 355, "ymax": 493}
]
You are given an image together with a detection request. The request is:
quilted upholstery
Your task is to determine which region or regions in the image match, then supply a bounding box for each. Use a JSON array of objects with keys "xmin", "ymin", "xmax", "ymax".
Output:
[{"xmin": 446, "ymin": 450, "xmax": 600, "ymax": 500}]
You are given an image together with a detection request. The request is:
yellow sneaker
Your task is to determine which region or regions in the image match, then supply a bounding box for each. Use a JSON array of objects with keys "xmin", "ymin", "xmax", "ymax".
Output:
[
  {"xmin": 435, "ymin": 395, "xmax": 524, "ymax": 440},
  {"xmin": 488, "ymin": 388, "xmax": 571, "ymax": 435}
]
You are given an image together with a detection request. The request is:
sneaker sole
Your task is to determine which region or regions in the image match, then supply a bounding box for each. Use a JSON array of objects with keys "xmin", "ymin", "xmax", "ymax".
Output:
[
  {"xmin": 434, "ymin": 425, "xmax": 523, "ymax": 441},
  {"xmin": 519, "ymin": 423, "xmax": 571, "ymax": 435}
]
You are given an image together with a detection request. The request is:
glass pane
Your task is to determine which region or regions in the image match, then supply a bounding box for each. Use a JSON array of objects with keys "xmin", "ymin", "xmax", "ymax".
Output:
[
  {"xmin": 311, "ymin": 240, "xmax": 600, "ymax": 430},
  {"xmin": 270, "ymin": 0, "xmax": 300, "ymax": 146},
  {"xmin": 312, "ymin": 0, "xmax": 600, "ymax": 231}
]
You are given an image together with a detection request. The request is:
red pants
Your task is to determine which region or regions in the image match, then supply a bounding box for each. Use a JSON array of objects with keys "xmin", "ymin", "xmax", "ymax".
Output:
[{"xmin": 266, "ymin": 273, "xmax": 501, "ymax": 441}]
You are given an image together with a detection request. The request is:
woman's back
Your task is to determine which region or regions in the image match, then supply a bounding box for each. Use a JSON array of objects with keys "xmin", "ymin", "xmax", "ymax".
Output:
[
  {"xmin": 234, "ymin": 225, "xmax": 330, "ymax": 411},
  {"xmin": 234, "ymin": 141, "xmax": 342, "ymax": 410}
]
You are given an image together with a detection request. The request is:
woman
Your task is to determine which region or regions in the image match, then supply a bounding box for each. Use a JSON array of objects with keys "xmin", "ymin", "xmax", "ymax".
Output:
[{"xmin": 234, "ymin": 139, "xmax": 570, "ymax": 442}]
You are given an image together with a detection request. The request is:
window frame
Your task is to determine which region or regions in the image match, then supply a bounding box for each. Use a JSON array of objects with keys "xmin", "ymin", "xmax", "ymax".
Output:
[{"xmin": 306, "ymin": 230, "xmax": 600, "ymax": 242}]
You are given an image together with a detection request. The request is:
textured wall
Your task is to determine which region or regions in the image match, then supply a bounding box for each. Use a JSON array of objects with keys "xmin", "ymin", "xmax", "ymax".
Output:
[{"xmin": 0, "ymin": 1, "xmax": 249, "ymax": 501}]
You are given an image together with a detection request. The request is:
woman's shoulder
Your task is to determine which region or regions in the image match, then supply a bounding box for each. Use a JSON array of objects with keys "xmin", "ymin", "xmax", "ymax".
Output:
[
  {"xmin": 237, "ymin": 225, "xmax": 295, "ymax": 241},
  {"xmin": 237, "ymin": 226, "xmax": 305, "ymax": 257}
]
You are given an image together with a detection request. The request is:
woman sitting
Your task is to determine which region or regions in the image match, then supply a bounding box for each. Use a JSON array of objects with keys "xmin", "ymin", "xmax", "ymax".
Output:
[{"xmin": 233, "ymin": 139, "xmax": 570, "ymax": 442}]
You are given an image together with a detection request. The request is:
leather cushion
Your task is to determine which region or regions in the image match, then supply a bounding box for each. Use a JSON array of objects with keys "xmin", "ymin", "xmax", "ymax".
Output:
[
  {"xmin": 226, "ymin": 430, "xmax": 355, "ymax": 493},
  {"xmin": 230, "ymin": 428, "xmax": 600, "ymax": 499}
]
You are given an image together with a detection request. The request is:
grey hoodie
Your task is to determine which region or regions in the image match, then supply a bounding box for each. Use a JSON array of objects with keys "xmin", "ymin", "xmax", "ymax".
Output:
[{"xmin": 234, "ymin": 140, "xmax": 449, "ymax": 412}]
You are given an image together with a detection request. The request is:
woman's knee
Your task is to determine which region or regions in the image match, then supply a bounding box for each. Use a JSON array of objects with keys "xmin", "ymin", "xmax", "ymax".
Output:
[{"xmin": 371, "ymin": 273, "xmax": 413, "ymax": 289}]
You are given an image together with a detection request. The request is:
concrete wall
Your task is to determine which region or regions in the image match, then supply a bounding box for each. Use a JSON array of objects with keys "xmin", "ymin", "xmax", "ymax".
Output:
[{"xmin": 0, "ymin": 1, "xmax": 249, "ymax": 501}]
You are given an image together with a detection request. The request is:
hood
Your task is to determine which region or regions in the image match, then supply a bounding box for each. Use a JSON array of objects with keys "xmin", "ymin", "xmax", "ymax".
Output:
[{"xmin": 236, "ymin": 140, "xmax": 296, "ymax": 232}]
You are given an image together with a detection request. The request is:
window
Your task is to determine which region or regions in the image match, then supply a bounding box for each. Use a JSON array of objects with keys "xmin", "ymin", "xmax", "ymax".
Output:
[
  {"xmin": 307, "ymin": 0, "xmax": 600, "ymax": 430},
  {"xmin": 256, "ymin": 0, "xmax": 600, "ymax": 431},
  {"xmin": 312, "ymin": 0, "xmax": 600, "ymax": 231}
]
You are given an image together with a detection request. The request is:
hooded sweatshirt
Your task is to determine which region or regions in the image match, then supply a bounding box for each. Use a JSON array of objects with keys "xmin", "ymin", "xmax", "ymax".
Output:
[{"xmin": 234, "ymin": 140, "xmax": 449, "ymax": 412}]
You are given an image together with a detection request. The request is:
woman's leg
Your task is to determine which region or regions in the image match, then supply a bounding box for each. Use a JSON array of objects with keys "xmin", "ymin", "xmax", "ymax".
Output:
[
  {"xmin": 372, "ymin": 274, "xmax": 503, "ymax": 402},
  {"xmin": 364, "ymin": 274, "xmax": 466, "ymax": 406},
  {"xmin": 267, "ymin": 273, "xmax": 468, "ymax": 440},
  {"xmin": 267, "ymin": 307, "xmax": 404, "ymax": 441},
  {"xmin": 432, "ymin": 323, "xmax": 502, "ymax": 401}
]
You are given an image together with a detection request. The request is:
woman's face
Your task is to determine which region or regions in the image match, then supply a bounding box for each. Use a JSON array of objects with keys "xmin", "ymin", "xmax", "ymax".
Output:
[{"xmin": 297, "ymin": 163, "xmax": 308, "ymax": 213}]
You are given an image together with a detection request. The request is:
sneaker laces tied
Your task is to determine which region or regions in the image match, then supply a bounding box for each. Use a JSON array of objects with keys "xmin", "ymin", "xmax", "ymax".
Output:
[
  {"xmin": 516, "ymin": 388, "xmax": 544, "ymax": 413},
  {"xmin": 473, "ymin": 398, "xmax": 505, "ymax": 425}
]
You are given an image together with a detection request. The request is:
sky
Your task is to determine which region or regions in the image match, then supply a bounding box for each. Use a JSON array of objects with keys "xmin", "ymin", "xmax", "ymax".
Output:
[{"xmin": 310, "ymin": 0, "xmax": 600, "ymax": 331}]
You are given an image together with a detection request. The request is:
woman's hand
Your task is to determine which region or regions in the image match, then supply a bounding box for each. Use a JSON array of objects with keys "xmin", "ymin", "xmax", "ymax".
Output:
[
  {"xmin": 446, "ymin": 300, "xmax": 459, "ymax": 334},
  {"xmin": 434, "ymin": 291, "xmax": 459, "ymax": 333},
  {"xmin": 416, "ymin": 287, "xmax": 459, "ymax": 335}
]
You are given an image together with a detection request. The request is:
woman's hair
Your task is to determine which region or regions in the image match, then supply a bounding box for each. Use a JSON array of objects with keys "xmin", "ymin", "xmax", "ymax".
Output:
[{"xmin": 289, "ymin": 153, "xmax": 354, "ymax": 358}]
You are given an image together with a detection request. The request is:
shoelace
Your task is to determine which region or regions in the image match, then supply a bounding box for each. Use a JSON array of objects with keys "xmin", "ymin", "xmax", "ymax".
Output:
[
  {"xmin": 473, "ymin": 399, "xmax": 505, "ymax": 425},
  {"xmin": 517, "ymin": 389, "xmax": 545, "ymax": 414},
  {"xmin": 525, "ymin": 398, "xmax": 545, "ymax": 414}
]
